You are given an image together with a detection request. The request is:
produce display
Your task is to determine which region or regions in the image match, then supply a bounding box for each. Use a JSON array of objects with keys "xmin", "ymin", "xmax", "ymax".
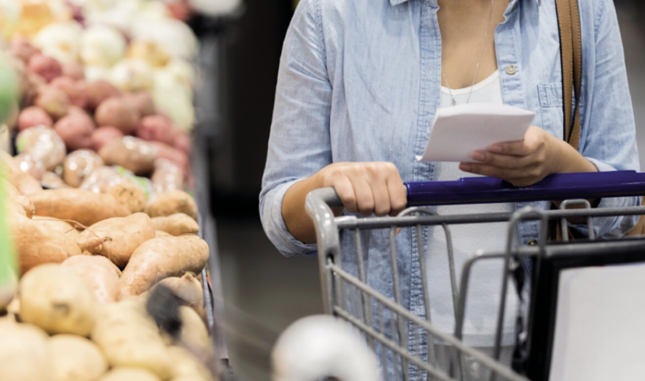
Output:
[{"xmin": 0, "ymin": 1, "xmax": 218, "ymax": 380}]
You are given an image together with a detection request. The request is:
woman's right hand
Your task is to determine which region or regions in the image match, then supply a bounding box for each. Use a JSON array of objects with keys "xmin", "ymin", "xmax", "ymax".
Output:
[{"xmin": 315, "ymin": 162, "xmax": 407, "ymax": 217}]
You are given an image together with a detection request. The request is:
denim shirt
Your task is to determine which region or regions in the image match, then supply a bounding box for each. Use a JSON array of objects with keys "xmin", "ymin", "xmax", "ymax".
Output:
[{"xmin": 260, "ymin": 0, "xmax": 640, "ymax": 343}]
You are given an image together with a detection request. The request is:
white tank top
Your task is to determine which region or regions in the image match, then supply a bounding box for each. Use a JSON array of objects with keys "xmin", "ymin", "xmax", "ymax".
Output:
[{"xmin": 427, "ymin": 70, "xmax": 518, "ymax": 346}]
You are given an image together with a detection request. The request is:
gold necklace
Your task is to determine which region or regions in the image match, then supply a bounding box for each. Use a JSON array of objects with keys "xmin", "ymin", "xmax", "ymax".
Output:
[{"xmin": 442, "ymin": 0, "xmax": 497, "ymax": 106}]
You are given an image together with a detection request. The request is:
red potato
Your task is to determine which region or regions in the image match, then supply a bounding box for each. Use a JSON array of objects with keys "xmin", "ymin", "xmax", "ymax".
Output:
[
  {"xmin": 136, "ymin": 115, "xmax": 175, "ymax": 146},
  {"xmin": 34, "ymin": 86, "xmax": 69, "ymax": 120},
  {"xmin": 99, "ymin": 137, "xmax": 157, "ymax": 175},
  {"xmin": 51, "ymin": 77, "xmax": 88, "ymax": 108},
  {"xmin": 95, "ymin": 97, "xmax": 140, "ymax": 135},
  {"xmin": 151, "ymin": 142, "xmax": 188, "ymax": 173},
  {"xmin": 61, "ymin": 61, "xmax": 85, "ymax": 80},
  {"xmin": 85, "ymin": 80, "xmax": 121, "ymax": 112},
  {"xmin": 10, "ymin": 38, "xmax": 42, "ymax": 64},
  {"xmin": 92, "ymin": 126, "xmax": 124, "ymax": 152},
  {"xmin": 28, "ymin": 54, "xmax": 62, "ymax": 83},
  {"xmin": 22, "ymin": 73, "xmax": 46, "ymax": 107},
  {"xmin": 124, "ymin": 92, "xmax": 156, "ymax": 118},
  {"xmin": 173, "ymin": 130, "xmax": 191, "ymax": 155},
  {"xmin": 17, "ymin": 106, "xmax": 52, "ymax": 132},
  {"xmin": 54, "ymin": 113, "xmax": 95, "ymax": 151}
]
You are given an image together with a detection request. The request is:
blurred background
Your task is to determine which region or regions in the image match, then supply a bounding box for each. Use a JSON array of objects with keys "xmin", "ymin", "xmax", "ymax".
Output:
[{"xmin": 210, "ymin": 0, "xmax": 645, "ymax": 380}]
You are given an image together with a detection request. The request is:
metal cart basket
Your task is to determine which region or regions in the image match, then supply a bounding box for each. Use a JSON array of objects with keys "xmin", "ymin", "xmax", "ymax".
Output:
[{"xmin": 304, "ymin": 171, "xmax": 645, "ymax": 381}]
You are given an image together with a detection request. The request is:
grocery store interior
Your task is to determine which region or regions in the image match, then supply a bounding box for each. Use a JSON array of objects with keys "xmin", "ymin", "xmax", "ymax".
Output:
[{"xmin": 2, "ymin": 0, "xmax": 645, "ymax": 380}]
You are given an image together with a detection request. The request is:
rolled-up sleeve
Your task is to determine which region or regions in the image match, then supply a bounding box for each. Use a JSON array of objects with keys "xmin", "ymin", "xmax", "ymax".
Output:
[
  {"xmin": 259, "ymin": 0, "xmax": 331, "ymax": 257},
  {"xmin": 575, "ymin": 0, "xmax": 641, "ymax": 238}
]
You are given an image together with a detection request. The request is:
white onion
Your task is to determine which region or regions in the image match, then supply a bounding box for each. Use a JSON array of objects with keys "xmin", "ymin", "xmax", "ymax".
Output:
[
  {"xmin": 84, "ymin": 66, "xmax": 110, "ymax": 82},
  {"xmin": 110, "ymin": 58, "xmax": 154, "ymax": 93},
  {"xmin": 33, "ymin": 22, "xmax": 83, "ymax": 63},
  {"xmin": 0, "ymin": 0, "xmax": 22, "ymax": 41},
  {"xmin": 131, "ymin": 19, "xmax": 198, "ymax": 60},
  {"xmin": 189, "ymin": 0, "xmax": 242, "ymax": 16},
  {"xmin": 153, "ymin": 90, "xmax": 195, "ymax": 132},
  {"xmin": 80, "ymin": 24, "xmax": 126, "ymax": 67},
  {"xmin": 163, "ymin": 59, "xmax": 195, "ymax": 88}
]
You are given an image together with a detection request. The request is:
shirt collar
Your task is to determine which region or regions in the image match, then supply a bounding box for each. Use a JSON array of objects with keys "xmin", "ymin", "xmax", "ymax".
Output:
[{"xmin": 389, "ymin": 0, "xmax": 541, "ymax": 7}]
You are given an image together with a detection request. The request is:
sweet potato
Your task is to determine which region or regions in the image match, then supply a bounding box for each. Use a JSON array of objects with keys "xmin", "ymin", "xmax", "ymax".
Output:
[
  {"xmin": 16, "ymin": 126, "xmax": 66, "ymax": 170},
  {"xmin": 91, "ymin": 301, "xmax": 173, "ymax": 380},
  {"xmin": 76, "ymin": 213, "xmax": 155, "ymax": 268},
  {"xmin": 99, "ymin": 369, "xmax": 161, "ymax": 381},
  {"xmin": 151, "ymin": 213, "xmax": 198, "ymax": 236},
  {"xmin": 120, "ymin": 235, "xmax": 209, "ymax": 297},
  {"xmin": 63, "ymin": 150, "xmax": 104, "ymax": 188},
  {"xmin": 28, "ymin": 189, "xmax": 130, "ymax": 227},
  {"xmin": 41, "ymin": 171, "xmax": 69, "ymax": 189},
  {"xmin": 99, "ymin": 137, "xmax": 157, "ymax": 175},
  {"xmin": 51, "ymin": 77, "xmax": 88, "ymax": 108},
  {"xmin": 62, "ymin": 255, "xmax": 122, "ymax": 303},
  {"xmin": 13, "ymin": 153, "xmax": 45, "ymax": 180},
  {"xmin": 20, "ymin": 264, "xmax": 98, "ymax": 336},
  {"xmin": 50, "ymin": 334, "xmax": 108, "ymax": 381},
  {"xmin": 155, "ymin": 230, "xmax": 172, "ymax": 238},
  {"xmin": 35, "ymin": 86, "xmax": 69, "ymax": 120},
  {"xmin": 153, "ymin": 273, "xmax": 203, "ymax": 317},
  {"xmin": 54, "ymin": 113, "xmax": 96, "ymax": 151},
  {"xmin": 0, "ymin": 151, "xmax": 43, "ymax": 194},
  {"xmin": 11, "ymin": 213, "xmax": 82, "ymax": 274},
  {"xmin": 17, "ymin": 106, "xmax": 53, "ymax": 131},
  {"xmin": 0, "ymin": 319, "xmax": 52, "ymax": 381},
  {"xmin": 79, "ymin": 166, "xmax": 120, "ymax": 191},
  {"xmin": 124, "ymin": 92, "xmax": 156, "ymax": 117},
  {"xmin": 32, "ymin": 216, "xmax": 80, "ymax": 241},
  {"xmin": 92, "ymin": 126, "xmax": 124, "ymax": 152},
  {"xmin": 136, "ymin": 115, "xmax": 174, "ymax": 146},
  {"xmin": 28, "ymin": 54, "xmax": 62, "ymax": 83},
  {"xmin": 85, "ymin": 80, "xmax": 121, "ymax": 112},
  {"xmin": 106, "ymin": 181, "xmax": 147, "ymax": 214},
  {"xmin": 95, "ymin": 97, "xmax": 140, "ymax": 135},
  {"xmin": 151, "ymin": 159, "xmax": 184, "ymax": 193},
  {"xmin": 145, "ymin": 190, "xmax": 197, "ymax": 220}
]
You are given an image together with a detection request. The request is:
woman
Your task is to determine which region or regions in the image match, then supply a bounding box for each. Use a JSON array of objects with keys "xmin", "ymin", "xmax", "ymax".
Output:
[{"xmin": 260, "ymin": 0, "xmax": 639, "ymax": 377}]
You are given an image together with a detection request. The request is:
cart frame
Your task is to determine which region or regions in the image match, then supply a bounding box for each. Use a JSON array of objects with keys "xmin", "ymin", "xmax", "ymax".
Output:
[{"xmin": 305, "ymin": 187, "xmax": 645, "ymax": 381}]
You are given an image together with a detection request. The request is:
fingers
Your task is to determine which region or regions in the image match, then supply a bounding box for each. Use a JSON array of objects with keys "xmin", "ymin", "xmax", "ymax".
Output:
[
  {"xmin": 387, "ymin": 169, "xmax": 407, "ymax": 216},
  {"xmin": 488, "ymin": 126, "xmax": 545, "ymax": 156},
  {"xmin": 459, "ymin": 162, "xmax": 544, "ymax": 187},
  {"xmin": 469, "ymin": 150, "xmax": 535, "ymax": 169},
  {"xmin": 333, "ymin": 175, "xmax": 359, "ymax": 214}
]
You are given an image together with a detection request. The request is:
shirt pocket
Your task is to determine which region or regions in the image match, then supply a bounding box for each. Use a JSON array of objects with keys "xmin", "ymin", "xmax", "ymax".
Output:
[{"xmin": 537, "ymin": 83, "xmax": 564, "ymax": 139}]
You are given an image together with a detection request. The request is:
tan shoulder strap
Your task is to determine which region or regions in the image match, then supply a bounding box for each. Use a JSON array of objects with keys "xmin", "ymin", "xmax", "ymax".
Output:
[{"xmin": 555, "ymin": 0, "xmax": 583, "ymax": 150}]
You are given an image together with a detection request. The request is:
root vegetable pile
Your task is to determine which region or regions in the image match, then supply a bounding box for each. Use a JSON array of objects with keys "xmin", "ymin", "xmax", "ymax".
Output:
[{"xmin": 0, "ymin": 2, "xmax": 214, "ymax": 379}]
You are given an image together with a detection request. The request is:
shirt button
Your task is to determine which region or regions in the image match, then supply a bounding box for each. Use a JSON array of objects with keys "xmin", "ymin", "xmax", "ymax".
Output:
[
  {"xmin": 527, "ymin": 239, "xmax": 538, "ymax": 246},
  {"xmin": 506, "ymin": 65, "xmax": 517, "ymax": 75}
]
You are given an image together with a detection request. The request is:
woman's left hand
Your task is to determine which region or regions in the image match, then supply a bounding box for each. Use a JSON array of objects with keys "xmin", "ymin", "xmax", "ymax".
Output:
[{"xmin": 459, "ymin": 126, "xmax": 598, "ymax": 187}]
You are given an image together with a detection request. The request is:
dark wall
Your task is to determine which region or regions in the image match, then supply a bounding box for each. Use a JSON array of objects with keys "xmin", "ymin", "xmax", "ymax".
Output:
[{"xmin": 211, "ymin": 0, "xmax": 294, "ymax": 216}]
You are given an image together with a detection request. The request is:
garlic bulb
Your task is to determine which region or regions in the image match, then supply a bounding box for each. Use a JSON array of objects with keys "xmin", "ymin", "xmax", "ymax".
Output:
[
  {"xmin": 32, "ymin": 21, "xmax": 83, "ymax": 63},
  {"xmin": 80, "ymin": 24, "xmax": 126, "ymax": 67}
]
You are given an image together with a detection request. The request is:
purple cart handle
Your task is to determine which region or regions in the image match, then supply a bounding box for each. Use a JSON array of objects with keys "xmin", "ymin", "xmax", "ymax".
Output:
[{"xmin": 405, "ymin": 171, "xmax": 645, "ymax": 206}]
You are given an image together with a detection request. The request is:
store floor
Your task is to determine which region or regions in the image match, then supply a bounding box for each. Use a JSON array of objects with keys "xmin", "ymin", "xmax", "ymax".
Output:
[{"xmin": 217, "ymin": 5, "xmax": 645, "ymax": 381}]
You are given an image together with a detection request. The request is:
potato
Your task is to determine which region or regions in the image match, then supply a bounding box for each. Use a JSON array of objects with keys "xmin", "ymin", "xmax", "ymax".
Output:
[
  {"xmin": 28, "ymin": 54, "xmax": 62, "ymax": 82},
  {"xmin": 51, "ymin": 77, "xmax": 88, "ymax": 108},
  {"xmin": 136, "ymin": 115, "xmax": 175, "ymax": 146},
  {"xmin": 76, "ymin": 213, "xmax": 155, "ymax": 268},
  {"xmin": 17, "ymin": 106, "xmax": 53, "ymax": 131},
  {"xmin": 91, "ymin": 301, "xmax": 173, "ymax": 380},
  {"xmin": 13, "ymin": 153, "xmax": 46, "ymax": 180},
  {"xmin": 120, "ymin": 235, "xmax": 209, "ymax": 297},
  {"xmin": 151, "ymin": 142, "xmax": 188, "ymax": 173},
  {"xmin": 92, "ymin": 126, "xmax": 124, "ymax": 152},
  {"xmin": 16, "ymin": 126, "xmax": 66, "ymax": 170},
  {"xmin": 61, "ymin": 61, "xmax": 85, "ymax": 80},
  {"xmin": 22, "ymin": 72, "xmax": 47, "ymax": 107},
  {"xmin": 80, "ymin": 166, "xmax": 121, "ymax": 191},
  {"xmin": 99, "ymin": 369, "xmax": 161, "ymax": 381},
  {"xmin": 50, "ymin": 334, "xmax": 108, "ymax": 381},
  {"xmin": 178, "ymin": 306, "xmax": 212, "ymax": 357},
  {"xmin": 28, "ymin": 189, "xmax": 131, "ymax": 227},
  {"xmin": 99, "ymin": 137, "xmax": 158, "ymax": 175},
  {"xmin": 54, "ymin": 113, "xmax": 96, "ymax": 151},
  {"xmin": 11, "ymin": 213, "xmax": 82, "ymax": 274},
  {"xmin": 151, "ymin": 159, "xmax": 184, "ymax": 193},
  {"xmin": 95, "ymin": 97, "xmax": 140, "ymax": 135},
  {"xmin": 10, "ymin": 38, "xmax": 42, "ymax": 64},
  {"xmin": 145, "ymin": 190, "xmax": 197, "ymax": 220},
  {"xmin": 152, "ymin": 214, "xmax": 198, "ymax": 236},
  {"xmin": 0, "ymin": 319, "xmax": 52, "ymax": 381},
  {"xmin": 124, "ymin": 92, "xmax": 156, "ymax": 117},
  {"xmin": 168, "ymin": 346, "xmax": 212, "ymax": 381},
  {"xmin": 0, "ymin": 150, "xmax": 43, "ymax": 194},
  {"xmin": 32, "ymin": 216, "xmax": 80, "ymax": 240},
  {"xmin": 153, "ymin": 273, "xmax": 203, "ymax": 317},
  {"xmin": 62, "ymin": 255, "xmax": 122, "ymax": 303},
  {"xmin": 85, "ymin": 80, "xmax": 121, "ymax": 112},
  {"xmin": 34, "ymin": 86, "xmax": 69, "ymax": 120},
  {"xmin": 106, "ymin": 181, "xmax": 147, "ymax": 214},
  {"xmin": 41, "ymin": 171, "xmax": 69, "ymax": 189},
  {"xmin": 63, "ymin": 150, "xmax": 104, "ymax": 188},
  {"xmin": 20, "ymin": 264, "xmax": 97, "ymax": 336}
]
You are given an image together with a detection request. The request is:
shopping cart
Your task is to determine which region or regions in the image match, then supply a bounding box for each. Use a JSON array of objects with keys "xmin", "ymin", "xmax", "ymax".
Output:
[{"xmin": 304, "ymin": 171, "xmax": 645, "ymax": 381}]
